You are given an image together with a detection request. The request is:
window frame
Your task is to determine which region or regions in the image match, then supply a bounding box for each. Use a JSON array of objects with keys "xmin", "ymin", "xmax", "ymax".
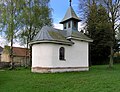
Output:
[
  {"xmin": 64, "ymin": 23, "xmax": 66, "ymax": 29},
  {"xmin": 59, "ymin": 47, "xmax": 65, "ymax": 61},
  {"xmin": 68, "ymin": 21, "xmax": 71, "ymax": 28},
  {"xmin": 73, "ymin": 21, "xmax": 77, "ymax": 29}
]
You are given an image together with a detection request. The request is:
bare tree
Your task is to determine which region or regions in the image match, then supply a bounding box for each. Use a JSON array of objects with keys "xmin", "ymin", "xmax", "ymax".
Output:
[{"xmin": 103, "ymin": 0, "xmax": 120, "ymax": 68}]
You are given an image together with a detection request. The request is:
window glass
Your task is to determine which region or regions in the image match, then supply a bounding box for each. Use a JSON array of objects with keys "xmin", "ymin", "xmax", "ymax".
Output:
[
  {"xmin": 64, "ymin": 23, "xmax": 66, "ymax": 29},
  {"xmin": 74, "ymin": 21, "xmax": 77, "ymax": 28},
  {"xmin": 68, "ymin": 22, "xmax": 71, "ymax": 28},
  {"xmin": 59, "ymin": 47, "xmax": 65, "ymax": 60}
]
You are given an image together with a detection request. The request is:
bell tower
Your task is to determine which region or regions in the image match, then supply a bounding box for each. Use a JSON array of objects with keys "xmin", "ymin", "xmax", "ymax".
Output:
[{"xmin": 60, "ymin": 0, "xmax": 81, "ymax": 31}]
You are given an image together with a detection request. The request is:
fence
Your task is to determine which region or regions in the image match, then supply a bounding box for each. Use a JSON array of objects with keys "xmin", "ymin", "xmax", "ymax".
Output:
[{"xmin": 0, "ymin": 62, "xmax": 10, "ymax": 68}]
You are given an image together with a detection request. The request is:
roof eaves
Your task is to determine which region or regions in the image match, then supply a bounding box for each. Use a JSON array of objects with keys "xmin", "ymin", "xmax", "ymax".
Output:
[
  {"xmin": 29, "ymin": 40, "xmax": 74, "ymax": 46},
  {"xmin": 67, "ymin": 36, "xmax": 93, "ymax": 42},
  {"xmin": 60, "ymin": 18, "xmax": 81, "ymax": 24}
]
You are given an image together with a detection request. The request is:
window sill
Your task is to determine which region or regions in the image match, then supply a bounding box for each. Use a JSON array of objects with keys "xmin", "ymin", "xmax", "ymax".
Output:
[{"xmin": 60, "ymin": 59, "xmax": 66, "ymax": 61}]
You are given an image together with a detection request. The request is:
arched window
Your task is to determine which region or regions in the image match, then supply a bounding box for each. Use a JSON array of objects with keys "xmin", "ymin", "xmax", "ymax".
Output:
[{"xmin": 59, "ymin": 47, "xmax": 65, "ymax": 60}]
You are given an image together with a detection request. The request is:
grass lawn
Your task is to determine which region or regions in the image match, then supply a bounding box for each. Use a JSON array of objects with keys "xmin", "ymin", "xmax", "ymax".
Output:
[{"xmin": 0, "ymin": 64, "xmax": 120, "ymax": 92}]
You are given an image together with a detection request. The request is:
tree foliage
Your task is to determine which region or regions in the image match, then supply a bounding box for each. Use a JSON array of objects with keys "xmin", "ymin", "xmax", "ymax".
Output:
[
  {"xmin": 18, "ymin": 0, "xmax": 53, "ymax": 66},
  {"xmin": 79, "ymin": 0, "xmax": 113, "ymax": 65},
  {"xmin": 18, "ymin": 0, "xmax": 52, "ymax": 45},
  {"xmin": 103, "ymin": 0, "xmax": 120, "ymax": 67},
  {"xmin": 0, "ymin": 0, "xmax": 53, "ymax": 67},
  {"xmin": 0, "ymin": 0, "xmax": 23, "ymax": 68},
  {"xmin": 89, "ymin": 4, "xmax": 112, "ymax": 65}
]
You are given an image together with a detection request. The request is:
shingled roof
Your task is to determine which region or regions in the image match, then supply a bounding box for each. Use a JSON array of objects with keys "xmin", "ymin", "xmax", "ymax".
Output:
[
  {"xmin": 60, "ymin": 6, "xmax": 81, "ymax": 24},
  {"xmin": 70, "ymin": 31, "xmax": 93, "ymax": 42},
  {"xmin": 31, "ymin": 26, "xmax": 74, "ymax": 45},
  {"xmin": 30, "ymin": 26, "xmax": 93, "ymax": 45}
]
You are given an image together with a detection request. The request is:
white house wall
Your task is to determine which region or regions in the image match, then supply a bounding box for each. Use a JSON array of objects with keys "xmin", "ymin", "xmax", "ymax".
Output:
[
  {"xmin": 32, "ymin": 44, "xmax": 54, "ymax": 67},
  {"xmin": 52, "ymin": 40, "xmax": 88, "ymax": 67},
  {"xmin": 32, "ymin": 40, "xmax": 89, "ymax": 73}
]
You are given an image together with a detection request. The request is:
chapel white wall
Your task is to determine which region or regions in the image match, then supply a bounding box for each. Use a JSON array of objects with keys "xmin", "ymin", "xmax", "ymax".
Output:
[
  {"xmin": 32, "ymin": 44, "xmax": 54, "ymax": 67},
  {"xmin": 32, "ymin": 40, "xmax": 89, "ymax": 68},
  {"xmin": 52, "ymin": 40, "xmax": 88, "ymax": 67}
]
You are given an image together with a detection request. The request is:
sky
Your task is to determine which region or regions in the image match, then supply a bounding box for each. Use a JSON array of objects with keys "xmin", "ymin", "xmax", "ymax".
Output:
[
  {"xmin": 50, "ymin": 0, "xmax": 83, "ymax": 30},
  {"xmin": 50, "ymin": 0, "xmax": 79, "ymax": 23}
]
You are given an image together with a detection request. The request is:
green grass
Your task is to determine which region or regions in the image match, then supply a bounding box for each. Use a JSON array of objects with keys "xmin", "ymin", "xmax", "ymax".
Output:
[{"xmin": 0, "ymin": 64, "xmax": 120, "ymax": 92}]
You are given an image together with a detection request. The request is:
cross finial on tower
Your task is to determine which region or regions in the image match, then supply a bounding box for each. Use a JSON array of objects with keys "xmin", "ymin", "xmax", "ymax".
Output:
[{"xmin": 69, "ymin": 0, "xmax": 72, "ymax": 6}]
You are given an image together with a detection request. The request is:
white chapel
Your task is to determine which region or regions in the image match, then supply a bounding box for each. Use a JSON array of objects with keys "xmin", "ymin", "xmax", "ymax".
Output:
[{"xmin": 29, "ymin": 1, "xmax": 93, "ymax": 73}]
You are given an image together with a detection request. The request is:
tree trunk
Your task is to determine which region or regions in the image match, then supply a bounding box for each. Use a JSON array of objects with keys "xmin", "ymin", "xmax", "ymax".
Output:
[
  {"xmin": 9, "ymin": 0, "xmax": 14, "ymax": 69},
  {"xmin": 10, "ymin": 37, "xmax": 14, "ymax": 69},
  {"xmin": 109, "ymin": 46, "xmax": 113, "ymax": 68}
]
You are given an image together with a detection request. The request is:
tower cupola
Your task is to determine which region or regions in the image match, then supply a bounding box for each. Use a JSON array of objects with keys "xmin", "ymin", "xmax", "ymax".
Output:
[{"xmin": 60, "ymin": 0, "xmax": 81, "ymax": 31}]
